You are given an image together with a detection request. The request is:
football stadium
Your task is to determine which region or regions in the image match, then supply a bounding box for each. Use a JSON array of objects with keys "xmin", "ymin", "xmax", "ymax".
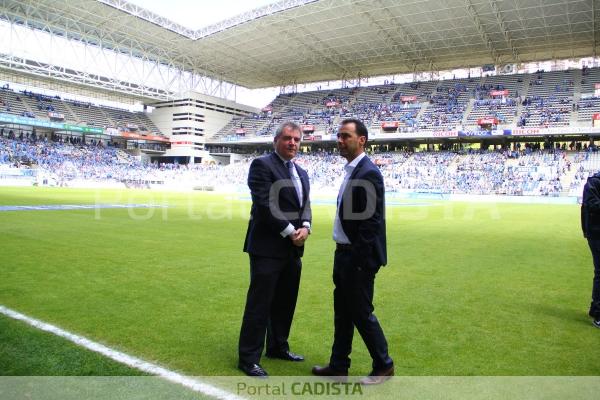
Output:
[{"xmin": 1, "ymin": 0, "xmax": 600, "ymax": 398}]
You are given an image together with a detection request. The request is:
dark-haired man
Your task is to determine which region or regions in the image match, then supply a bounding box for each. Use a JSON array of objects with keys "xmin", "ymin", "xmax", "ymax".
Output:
[
  {"xmin": 238, "ymin": 121, "xmax": 312, "ymax": 377},
  {"xmin": 312, "ymin": 118, "xmax": 394, "ymax": 384}
]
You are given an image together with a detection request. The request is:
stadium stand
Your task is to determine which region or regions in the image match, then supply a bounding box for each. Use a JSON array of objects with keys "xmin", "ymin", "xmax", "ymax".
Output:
[
  {"xmin": 3, "ymin": 65, "xmax": 600, "ymax": 198},
  {"xmin": 214, "ymin": 68, "xmax": 600, "ymax": 141},
  {"xmin": 570, "ymin": 151, "xmax": 600, "ymax": 196},
  {"xmin": 3, "ymin": 67, "xmax": 598, "ymax": 149},
  {"xmin": 518, "ymin": 69, "xmax": 576, "ymax": 128},
  {"xmin": 0, "ymin": 86, "xmax": 161, "ymax": 135},
  {"xmin": 464, "ymin": 73, "xmax": 526, "ymax": 127},
  {"xmin": 1, "ymin": 130, "xmax": 596, "ymax": 197}
]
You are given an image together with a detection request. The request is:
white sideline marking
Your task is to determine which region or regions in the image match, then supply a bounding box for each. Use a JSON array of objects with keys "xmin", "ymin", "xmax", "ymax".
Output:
[{"xmin": 0, "ymin": 305, "xmax": 244, "ymax": 400}]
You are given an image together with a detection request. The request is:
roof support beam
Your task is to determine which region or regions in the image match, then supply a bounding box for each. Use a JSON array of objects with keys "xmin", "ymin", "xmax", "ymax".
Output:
[
  {"xmin": 0, "ymin": 17, "xmax": 225, "ymax": 101},
  {"xmin": 98, "ymin": 0, "xmax": 195, "ymax": 38},
  {"xmin": 464, "ymin": 0, "xmax": 499, "ymax": 64},
  {"xmin": 283, "ymin": 18, "xmax": 351, "ymax": 84},
  {"xmin": 358, "ymin": 0, "xmax": 435, "ymax": 71},
  {"xmin": 489, "ymin": 0, "xmax": 520, "ymax": 63},
  {"xmin": 0, "ymin": 54, "xmax": 171, "ymax": 100},
  {"xmin": 0, "ymin": 0, "xmax": 598, "ymax": 90},
  {"xmin": 594, "ymin": 0, "xmax": 597, "ymax": 58}
]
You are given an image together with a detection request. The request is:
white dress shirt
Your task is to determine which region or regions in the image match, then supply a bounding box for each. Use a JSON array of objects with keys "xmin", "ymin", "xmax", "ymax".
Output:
[
  {"xmin": 274, "ymin": 152, "xmax": 311, "ymax": 238},
  {"xmin": 333, "ymin": 152, "xmax": 366, "ymax": 244}
]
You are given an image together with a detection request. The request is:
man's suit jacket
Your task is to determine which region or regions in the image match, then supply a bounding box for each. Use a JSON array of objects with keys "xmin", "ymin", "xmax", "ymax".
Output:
[
  {"xmin": 582, "ymin": 172, "xmax": 600, "ymax": 239},
  {"xmin": 244, "ymin": 152, "xmax": 311, "ymax": 258},
  {"xmin": 339, "ymin": 155, "xmax": 387, "ymax": 268}
]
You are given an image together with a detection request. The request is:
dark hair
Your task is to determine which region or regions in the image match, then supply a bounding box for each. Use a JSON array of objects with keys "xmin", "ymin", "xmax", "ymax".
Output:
[
  {"xmin": 274, "ymin": 121, "xmax": 302, "ymax": 140},
  {"xmin": 341, "ymin": 118, "xmax": 368, "ymax": 142}
]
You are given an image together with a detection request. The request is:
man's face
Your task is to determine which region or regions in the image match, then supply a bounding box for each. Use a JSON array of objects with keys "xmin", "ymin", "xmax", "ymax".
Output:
[
  {"xmin": 274, "ymin": 126, "xmax": 301, "ymax": 160},
  {"xmin": 337, "ymin": 122, "xmax": 365, "ymax": 160}
]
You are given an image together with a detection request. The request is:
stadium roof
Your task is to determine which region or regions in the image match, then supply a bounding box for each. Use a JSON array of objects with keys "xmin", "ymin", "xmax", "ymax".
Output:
[{"xmin": 1, "ymin": 0, "xmax": 598, "ymax": 89}]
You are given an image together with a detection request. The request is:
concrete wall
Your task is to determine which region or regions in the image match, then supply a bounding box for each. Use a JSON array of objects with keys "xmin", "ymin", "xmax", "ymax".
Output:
[{"xmin": 146, "ymin": 92, "xmax": 258, "ymax": 163}]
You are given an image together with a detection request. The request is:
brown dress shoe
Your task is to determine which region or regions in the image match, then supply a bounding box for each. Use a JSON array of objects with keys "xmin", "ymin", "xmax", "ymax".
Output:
[
  {"xmin": 359, "ymin": 365, "xmax": 394, "ymax": 385},
  {"xmin": 311, "ymin": 365, "xmax": 348, "ymax": 379}
]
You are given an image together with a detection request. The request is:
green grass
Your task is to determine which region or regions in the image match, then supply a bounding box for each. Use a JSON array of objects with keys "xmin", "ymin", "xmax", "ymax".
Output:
[
  {"xmin": 0, "ymin": 314, "xmax": 145, "ymax": 375},
  {"xmin": 0, "ymin": 186, "xmax": 598, "ymax": 377}
]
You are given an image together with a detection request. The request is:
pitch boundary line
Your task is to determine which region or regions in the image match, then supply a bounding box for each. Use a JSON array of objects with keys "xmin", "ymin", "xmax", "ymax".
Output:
[
  {"xmin": 0, "ymin": 305, "xmax": 244, "ymax": 400},
  {"xmin": 0, "ymin": 204, "xmax": 167, "ymax": 212}
]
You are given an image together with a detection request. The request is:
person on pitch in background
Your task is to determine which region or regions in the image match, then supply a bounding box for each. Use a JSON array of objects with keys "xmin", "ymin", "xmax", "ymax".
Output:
[
  {"xmin": 581, "ymin": 171, "xmax": 600, "ymax": 329},
  {"xmin": 238, "ymin": 121, "xmax": 312, "ymax": 377}
]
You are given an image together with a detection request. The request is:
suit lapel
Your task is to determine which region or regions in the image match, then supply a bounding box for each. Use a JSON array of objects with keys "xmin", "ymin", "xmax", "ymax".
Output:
[
  {"xmin": 300, "ymin": 169, "xmax": 310, "ymax": 206},
  {"xmin": 272, "ymin": 152, "xmax": 302, "ymax": 207},
  {"xmin": 270, "ymin": 152, "xmax": 288, "ymax": 178},
  {"xmin": 342, "ymin": 156, "xmax": 368, "ymax": 198},
  {"xmin": 339, "ymin": 156, "xmax": 369, "ymax": 217},
  {"xmin": 292, "ymin": 163, "xmax": 307, "ymax": 207},
  {"xmin": 349, "ymin": 156, "xmax": 368, "ymax": 180}
]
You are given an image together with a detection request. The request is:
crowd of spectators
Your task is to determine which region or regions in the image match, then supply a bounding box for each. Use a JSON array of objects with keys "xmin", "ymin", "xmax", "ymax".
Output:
[
  {"xmin": 570, "ymin": 150, "xmax": 600, "ymax": 195},
  {"xmin": 0, "ymin": 84, "xmax": 159, "ymax": 137},
  {"xmin": 218, "ymin": 68, "xmax": 600, "ymax": 141},
  {"xmin": 499, "ymin": 151, "xmax": 567, "ymax": 196},
  {"xmin": 1, "ymin": 132, "xmax": 584, "ymax": 197},
  {"xmin": 518, "ymin": 95, "xmax": 572, "ymax": 127},
  {"xmin": 417, "ymin": 83, "xmax": 469, "ymax": 129}
]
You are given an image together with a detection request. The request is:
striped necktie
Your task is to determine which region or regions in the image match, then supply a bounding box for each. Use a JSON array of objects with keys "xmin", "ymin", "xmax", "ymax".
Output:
[{"xmin": 286, "ymin": 161, "xmax": 303, "ymax": 206}]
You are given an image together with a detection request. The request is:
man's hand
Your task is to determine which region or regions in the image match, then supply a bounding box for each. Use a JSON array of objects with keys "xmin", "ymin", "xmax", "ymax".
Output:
[{"xmin": 291, "ymin": 227, "xmax": 309, "ymax": 247}]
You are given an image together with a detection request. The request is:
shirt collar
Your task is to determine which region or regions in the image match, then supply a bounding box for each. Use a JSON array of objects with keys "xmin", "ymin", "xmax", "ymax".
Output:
[
  {"xmin": 344, "ymin": 151, "xmax": 366, "ymax": 174},
  {"xmin": 274, "ymin": 151, "xmax": 293, "ymax": 165}
]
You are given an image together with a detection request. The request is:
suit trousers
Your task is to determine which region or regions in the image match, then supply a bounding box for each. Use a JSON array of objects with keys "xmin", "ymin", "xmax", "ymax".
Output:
[
  {"xmin": 329, "ymin": 248, "xmax": 393, "ymax": 372},
  {"xmin": 587, "ymin": 239, "xmax": 600, "ymax": 318},
  {"xmin": 238, "ymin": 253, "xmax": 302, "ymax": 365}
]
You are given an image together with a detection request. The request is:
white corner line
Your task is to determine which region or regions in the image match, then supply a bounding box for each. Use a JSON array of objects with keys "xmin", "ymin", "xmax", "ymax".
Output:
[{"xmin": 0, "ymin": 305, "xmax": 245, "ymax": 400}]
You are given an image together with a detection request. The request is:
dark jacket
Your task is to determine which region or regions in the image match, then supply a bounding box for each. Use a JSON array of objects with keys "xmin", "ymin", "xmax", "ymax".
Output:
[
  {"xmin": 339, "ymin": 156, "xmax": 387, "ymax": 268},
  {"xmin": 243, "ymin": 152, "xmax": 311, "ymax": 258},
  {"xmin": 581, "ymin": 172, "xmax": 600, "ymax": 239}
]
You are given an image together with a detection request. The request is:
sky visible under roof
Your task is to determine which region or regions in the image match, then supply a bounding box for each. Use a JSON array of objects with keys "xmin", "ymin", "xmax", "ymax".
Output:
[
  {"xmin": 126, "ymin": 0, "xmax": 279, "ymax": 30},
  {"xmin": 112, "ymin": 0, "xmax": 284, "ymax": 107}
]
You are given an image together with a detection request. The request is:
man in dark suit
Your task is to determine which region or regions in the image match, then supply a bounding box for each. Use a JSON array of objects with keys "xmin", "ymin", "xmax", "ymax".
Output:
[
  {"xmin": 238, "ymin": 121, "xmax": 312, "ymax": 377},
  {"xmin": 581, "ymin": 172, "xmax": 600, "ymax": 329},
  {"xmin": 312, "ymin": 118, "xmax": 394, "ymax": 384}
]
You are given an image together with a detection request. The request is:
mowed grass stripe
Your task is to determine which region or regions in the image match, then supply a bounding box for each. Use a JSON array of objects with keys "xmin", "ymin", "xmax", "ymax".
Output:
[
  {"xmin": 0, "ymin": 310, "xmax": 240, "ymax": 400},
  {"xmin": 0, "ymin": 312, "xmax": 144, "ymax": 376},
  {"xmin": 0, "ymin": 187, "xmax": 598, "ymax": 376}
]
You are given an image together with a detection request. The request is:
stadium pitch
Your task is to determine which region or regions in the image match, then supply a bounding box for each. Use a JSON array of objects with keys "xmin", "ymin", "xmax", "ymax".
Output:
[{"xmin": 0, "ymin": 186, "xmax": 598, "ymax": 378}]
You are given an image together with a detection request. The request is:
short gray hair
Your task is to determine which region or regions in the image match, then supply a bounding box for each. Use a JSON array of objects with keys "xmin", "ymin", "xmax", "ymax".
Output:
[{"xmin": 274, "ymin": 121, "xmax": 302, "ymax": 140}]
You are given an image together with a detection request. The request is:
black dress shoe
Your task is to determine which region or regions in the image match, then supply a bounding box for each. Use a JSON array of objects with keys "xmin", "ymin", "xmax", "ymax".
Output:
[
  {"xmin": 238, "ymin": 362, "xmax": 268, "ymax": 378},
  {"xmin": 265, "ymin": 350, "xmax": 304, "ymax": 361},
  {"xmin": 359, "ymin": 365, "xmax": 394, "ymax": 385},
  {"xmin": 311, "ymin": 365, "xmax": 348, "ymax": 377}
]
